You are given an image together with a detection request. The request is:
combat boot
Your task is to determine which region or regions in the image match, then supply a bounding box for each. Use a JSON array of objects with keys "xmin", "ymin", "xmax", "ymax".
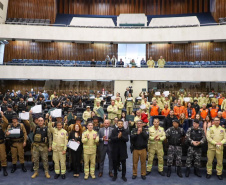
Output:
[
  {"xmin": 3, "ymin": 167, "xmax": 8, "ymax": 176},
  {"xmin": 21, "ymin": 163, "xmax": 27, "ymax": 172},
  {"xmin": 185, "ymin": 167, "xmax": 190, "ymax": 177},
  {"xmin": 167, "ymin": 166, "xmax": 171, "ymax": 177},
  {"xmin": 11, "ymin": 164, "xmax": 17, "ymax": 173},
  {"xmin": 177, "ymin": 166, "xmax": 183, "ymax": 178},
  {"xmin": 84, "ymin": 174, "xmax": 89, "ymax": 180},
  {"xmin": 194, "ymin": 167, "xmax": 202, "ymax": 177},
  {"xmin": 91, "ymin": 173, "xmax": 96, "ymax": 179},
  {"xmin": 45, "ymin": 172, "xmax": 51, "ymax": 179},
  {"xmin": 31, "ymin": 171, "xmax": 39, "ymax": 178}
]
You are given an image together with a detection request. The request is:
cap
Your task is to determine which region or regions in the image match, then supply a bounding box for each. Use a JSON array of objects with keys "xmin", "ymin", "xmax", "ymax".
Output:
[
  {"xmin": 193, "ymin": 119, "xmax": 200, "ymax": 124},
  {"xmin": 172, "ymin": 119, "xmax": 179, "ymax": 124},
  {"xmin": 7, "ymin": 104, "xmax": 13, "ymax": 108}
]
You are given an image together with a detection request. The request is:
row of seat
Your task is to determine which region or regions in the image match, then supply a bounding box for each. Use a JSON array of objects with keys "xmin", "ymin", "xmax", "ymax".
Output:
[
  {"xmin": 5, "ymin": 18, "xmax": 51, "ymax": 25},
  {"xmin": 219, "ymin": 17, "xmax": 226, "ymax": 25}
]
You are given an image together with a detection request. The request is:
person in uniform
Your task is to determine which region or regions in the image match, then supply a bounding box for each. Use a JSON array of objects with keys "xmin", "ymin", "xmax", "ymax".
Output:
[
  {"xmin": 166, "ymin": 119, "xmax": 185, "ymax": 178},
  {"xmin": 0, "ymin": 111, "xmax": 9, "ymax": 176},
  {"xmin": 157, "ymin": 56, "xmax": 166, "ymax": 68},
  {"xmin": 4, "ymin": 104, "xmax": 17, "ymax": 124},
  {"xmin": 93, "ymin": 101, "xmax": 103, "ymax": 121},
  {"xmin": 82, "ymin": 121, "xmax": 99, "ymax": 180},
  {"xmin": 147, "ymin": 118, "xmax": 166, "ymax": 176},
  {"xmin": 206, "ymin": 117, "xmax": 226, "ymax": 180},
  {"xmin": 6, "ymin": 115, "xmax": 27, "ymax": 173},
  {"xmin": 125, "ymin": 93, "xmax": 134, "ymax": 115},
  {"xmin": 185, "ymin": 119, "xmax": 206, "ymax": 177},
  {"xmin": 94, "ymin": 93, "xmax": 102, "ymax": 108},
  {"xmin": 130, "ymin": 120, "xmax": 148, "ymax": 180},
  {"xmin": 29, "ymin": 111, "xmax": 52, "ymax": 179},
  {"xmin": 82, "ymin": 106, "xmax": 92, "ymax": 126},
  {"xmin": 115, "ymin": 97, "xmax": 124, "ymax": 119},
  {"xmin": 147, "ymin": 57, "xmax": 155, "ymax": 68},
  {"xmin": 107, "ymin": 100, "xmax": 118, "ymax": 126},
  {"xmin": 48, "ymin": 116, "xmax": 68, "ymax": 179},
  {"xmin": 16, "ymin": 97, "xmax": 27, "ymax": 113},
  {"xmin": 198, "ymin": 94, "xmax": 206, "ymax": 107},
  {"xmin": 149, "ymin": 100, "xmax": 160, "ymax": 126}
]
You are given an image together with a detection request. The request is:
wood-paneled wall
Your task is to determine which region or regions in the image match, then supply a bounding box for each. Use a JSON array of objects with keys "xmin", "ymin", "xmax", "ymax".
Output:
[
  {"xmin": 57, "ymin": 0, "xmax": 210, "ymax": 15},
  {"xmin": 210, "ymin": 0, "xmax": 226, "ymax": 22},
  {"xmin": 7, "ymin": 0, "xmax": 57, "ymax": 24},
  {"xmin": 146, "ymin": 42, "xmax": 226, "ymax": 61},
  {"xmin": 4, "ymin": 41, "xmax": 118, "ymax": 62}
]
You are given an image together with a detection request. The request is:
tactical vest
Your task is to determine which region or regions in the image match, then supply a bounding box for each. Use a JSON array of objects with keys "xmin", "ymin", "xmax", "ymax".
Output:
[
  {"xmin": 33, "ymin": 126, "xmax": 48, "ymax": 143},
  {"xmin": 11, "ymin": 124, "xmax": 24, "ymax": 139},
  {"xmin": 168, "ymin": 128, "xmax": 183, "ymax": 146},
  {"xmin": 190, "ymin": 128, "xmax": 203, "ymax": 147},
  {"xmin": 18, "ymin": 102, "xmax": 26, "ymax": 111},
  {"xmin": 0, "ymin": 125, "xmax": 5, "ymax": 140}
]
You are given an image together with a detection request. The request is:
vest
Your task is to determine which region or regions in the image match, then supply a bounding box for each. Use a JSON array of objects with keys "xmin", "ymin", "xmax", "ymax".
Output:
[
  {"xmin": 33, "ymin": 126, "xmax": 48, "ymax": 143},
  {"xmin": 11, "ymin": 124, "xmax": 24, "ymax": 139},
  {"xmin": 200, "ymin": 109, "xmax": 208, "ymax": 119},
  {"xmin": 190, "ymin": 128, "xmax": 203, "ymax": 148},
  {"xmin": 150, "ymin": 105, "xmax": 159, "ymax": 116},
  {"xmin": 168, "ymin": 128, "xmax": 183, "ymax": 146}
]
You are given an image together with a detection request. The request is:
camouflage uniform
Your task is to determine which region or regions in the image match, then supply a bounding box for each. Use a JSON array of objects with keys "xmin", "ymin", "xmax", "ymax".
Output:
[
  {"xmin": 185, "ymin": 127, "xmax": 206, "ymax": 168},
  {"xmin": 166, "ymin": 127, "xmax": 185, "ymax": 166}
]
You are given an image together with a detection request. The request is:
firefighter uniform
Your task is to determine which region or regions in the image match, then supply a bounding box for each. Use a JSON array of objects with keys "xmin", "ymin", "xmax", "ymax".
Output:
[
  {"xmin": 115, "ymin": 100, "xmax": 124, "ymax": 119},
  {"xmin": 82, "ymin": 110, "xmax": 92, "ymax": 125},
  {"xmin": 82, "ymin": 129, "xmax": 99, "ymax": 179},
  {"xmin": 199, "ymin": 108, "xmax": 209, "ymax": 120},
  {"xmin": 93, "ymin": 105, "xmax": 103, "ymax": 119},
  {"xmin": 209, "ymin": 107, "xmax": 219, "ymax": 119},
  {"xmin": 147, "ymin": 59, "xmax": 155, "ymax": 68},
  {"xmin": 157, "ymin": 58, "xmax": 166, "ymax": 68},
  {"xmin": 206, "ymin": 125, "xmax": 226, "ymax": 176},
  {"xmin": 198, "ymin": 97, "xmax": 206, "ymax": 107},
  {"xmin": 94, "ymin": 97, "xmax": 102, "ymax": 108},
  {"xmin": 147, "ymin": 126, "xmax": 166, "ymax": 173},
  {"xmin": 107, "ymin": 105, "xmax": 118, "ymax": 125},
  {"xmin": 48, "ymin": 121, "xmax": 68, "ymax": 175},
  {"xmin": 125, "ymin": 97, "xmax": 134, "ymax": 115}
]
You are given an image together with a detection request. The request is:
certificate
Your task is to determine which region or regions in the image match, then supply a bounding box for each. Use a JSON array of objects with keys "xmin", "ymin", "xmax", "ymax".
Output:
[
  {"xmin": 126, "ymin": 115, "xmax": 134, "ymax": 122},
  {"xmin": 163, "ymin": 91, "xmax": 169, "ymax": 97},
  {"xmin": 31, "ymin": 105, "xmax": 42, "ymax": 113},
  {"xmin": 50, "ymin": 109, "xmax": 62, "ymax": 118},
  {"xmin": 184, "ymin": 97, "xmax": 190, "ymax": 102},
  {"xmin": 155, "ymin": 92, "xmax": 160, "ymax": 96},
  {"xmin": 140, "ymin": 104, "xmax": 146, "ymax": 109},
  {"xmin": 28, "ymin": 98, "xmax": 33, "ymax": 102},
  {"xmin": 68, "ymin": 140, "xmax": 80, "ymax": 151},
  {"xmin": 19, "ymin": 112, "xmax": 29, "ymax": 120},
  {"xmin": 136, "ymin": 97, "xmax": 142, "ymax": 100}
]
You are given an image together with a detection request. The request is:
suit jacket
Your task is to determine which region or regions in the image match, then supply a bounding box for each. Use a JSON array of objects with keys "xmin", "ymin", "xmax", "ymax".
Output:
[
  {"xmin": 99, "ymin": 127, "xmax": 113, "ymax": 152},
  {"xmin": 110, "ymin": 127, "xmax": 129, "ymax": 161}
]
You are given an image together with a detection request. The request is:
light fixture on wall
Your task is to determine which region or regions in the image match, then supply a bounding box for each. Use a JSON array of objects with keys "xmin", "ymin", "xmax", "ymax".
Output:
[
  {"xmin": 149, "ymin": 42, "xmax": 152, "ymax": 45},
  {"xmin": 71, "ymin": 41, "xmax": 75, "ymax": 43},
  {"xmin": 51, "ymin": 40, "xmax": 55, "ymax": 43},
  {"xmin": 32, "ymin": 39, "xmax": 35, "ymax": 42},
  {"xmin": 91, "ymin": 41, "xmax": 94, "ymax": 44},
  {"xmin": 168, "ymin": 42, "xmax": 172, "ymax": 44},
  {"xmin": 188, "ymin": 41, "xmax": 192, "ymax": 44},
  {"xmin": 12, "ymin": 38, "xmax": 16, "ymax": 41},
  {"xmin": 110, "ymin": 42, "xmax": 113, "ymax": 45},
  {"xmin": 210, "ymin": 40, "xmax": 214, "ymax": 43}
]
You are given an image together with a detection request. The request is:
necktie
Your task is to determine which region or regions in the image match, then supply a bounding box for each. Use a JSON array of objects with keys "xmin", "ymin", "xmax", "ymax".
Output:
[{"xmin": 104, "ymin": 128, "xmax": 108, "ymax": 145}]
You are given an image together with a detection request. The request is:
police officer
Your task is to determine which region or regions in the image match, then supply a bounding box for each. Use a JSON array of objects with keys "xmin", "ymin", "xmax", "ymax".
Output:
[
  {"xmin": 29, "ymin": 111, "xmax": 52, "ymax": 179},
  {"xmin": 206, "ymin": 117, "xmax": 226, "ymax": 180},
  {"xmin": 166, "ymin": 119, "xmax": 185, "ymax": 178},
  {"xmin": 185, "ymin": 119, "xmax": 206, "ymax": 177},
  {"xmin": 1, "ymin": 99, "xmax": 8, "ymax": 112},
  {"xmin": 147, "ymin": 118, "xmax": 166, "ymax": 176},
  {"xmin": 107, "ymin": 100, "xmax": 118, "ymax": 126},
  {"xmin": 36, "ymin": 96, "xmax": 47, "ymax": 110},
  {"xmin": 82, "ymin": 121, "xmax": 99, "ymax": 180},
  {"xmin": 48, "ymin": 116, "xmax": 68, "ymax": 179},
  {"xmin": 4, "ymin": 104, "xmax": 17, "ymax": 124},
  {"xmin": 16, "ymin": 97, "xmax": 27, "ymax": 113},
  {"xmin": 0, "ymin": 111, "xmax": 9, "ymax": 176},
  {"xmin": 6, "ymin": 115, "xmax": 27, "ymax": 173}
]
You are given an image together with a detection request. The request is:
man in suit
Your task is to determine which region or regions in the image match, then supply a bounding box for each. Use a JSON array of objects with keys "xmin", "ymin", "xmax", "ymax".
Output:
[
  {"xmin": 98, "ymin": 119, "xmax": 113, "ymax": 177},
  {"xmin": 110, "ymin": 120, "xmax": 129, "ymax": 182}
]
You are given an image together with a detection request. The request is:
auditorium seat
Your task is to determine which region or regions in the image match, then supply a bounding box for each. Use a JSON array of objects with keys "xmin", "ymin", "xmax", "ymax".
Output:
[
  {"xmin": 96, "ymin": 61, "xmax": 102, "ymax": 67},
  {"xmin": 102, "ymin": 61, "xmax": 106, "ymax": 67}
]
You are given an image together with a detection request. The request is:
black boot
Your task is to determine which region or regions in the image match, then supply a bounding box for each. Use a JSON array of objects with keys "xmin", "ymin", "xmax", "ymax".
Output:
[
  {"xmin": 30, "ymin": 162, "xmax": 34, "ymax": 172},
  {"xmin": 3, "ymin": 167, "xmax": 8, "ymax": 176},
  {"xmin": 49, "ymin": 161, "xmax": 54, "ymax": 171},
  {"xmin": 185, "ymin": 167, "xmax": 190, "ymax": 177},
  {"xmin": 11, "ymin": 164, "xmax": 17, "ymax": 173},
  {"xmin": 194, "ymin": 167, "xmax": 202, "ymax": 177},
  {"xmin": 167, "ymin": 166, "xmax": 171, "ymax": 177},
  {"xmin": 21, "ymin": 163, "xmax": 27, "ymax": 172},
  {"xmin": 177, "ymin": 167, "xmax": 183, "ymax": 178},
  {"xmin": 54, "ymin": 174, "xmax": 60, "ymax": 179}
]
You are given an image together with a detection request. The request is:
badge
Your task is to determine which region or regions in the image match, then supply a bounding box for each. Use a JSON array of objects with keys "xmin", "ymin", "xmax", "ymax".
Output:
[
  {"xmin": 61, "ymin": 133, "xmax": 64, "ymax": 135},
  {"xmin": 220, "ymin": 130, "xmax": 223, "ymax": 133}
]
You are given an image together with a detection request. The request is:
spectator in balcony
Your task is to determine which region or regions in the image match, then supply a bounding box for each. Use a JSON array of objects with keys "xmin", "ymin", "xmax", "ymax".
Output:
[
  {"xmin": 117, "ymin": 59, "xmax": 124, "ymax": 67},
  {"xmin": 130, "ymin": 59, "xmax": 136, "ymax": 68},
  {"xmin": 147, "ymin": 57, "xmax": 155, "ymax": 68},
  {"xmin": 111, "ymin": 55, "xmax": 117, "ymax": 66},
  {"xmin": 140, "ymin": 58, "xmax": 146, "ymax": 66},
  {"xmin": 157, "ymin": 56, "xmax": 166, "ymax": 68},
  {"xmin": 105, "ymin": 55, "xmax": 111, "ymax": 67},
  {"xmin": 91, "ymin": 59, "xmax": 96, "ymax": 67}
]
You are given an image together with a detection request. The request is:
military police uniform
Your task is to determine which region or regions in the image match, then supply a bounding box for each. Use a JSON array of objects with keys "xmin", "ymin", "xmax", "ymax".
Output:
[
  {"xmin": 206, "ymin": 125, "xmax": 226, "ymax": 177},
  {"xmin": 16, "ymin": 100, "xmax": 27, "ymax": 113},
  {"xmin": 82, "ymin": 129, "xmax": 99, "ymax": 179},
  {"xmin": 147, "ymin": 126, "xmax": 166, "ymax": 174},
  {"xmin": 48, "ymin": 121, "xmax": 68, "ymax": 178}
]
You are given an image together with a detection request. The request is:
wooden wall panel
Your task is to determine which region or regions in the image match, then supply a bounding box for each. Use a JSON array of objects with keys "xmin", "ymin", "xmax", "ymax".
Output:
[
  {"xmin": 146, "ymin": 42, "xmax": 226, "ymax": 62},
  {"xmin": 210, "ymin": 0, "xmax": 226, "ymax": 22},
  {"xmin": 57, "ymin": 0, "xmax": 210, "ymax": 15},
  {"xmin": 7, "ymin": 0, "xmax": 57, "ymax": 24},
  {"xmin": 4, "ymin": 41, "xmax": 118, "ymax": 62}
]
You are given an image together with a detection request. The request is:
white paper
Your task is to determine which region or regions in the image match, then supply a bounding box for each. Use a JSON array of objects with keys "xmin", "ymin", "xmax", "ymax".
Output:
[
  {"xmin": 19, "ymin": 112, "xmax": 29, "ymax": 120},
  {"xmin": 184, "ymin": 97, "xmax": 190, "ymax": 102},
  {"xmin": 107, "ymin": 94, "xmax": 113, "ymax": 97},
  {"xmin": 155, "ymin": 92, "xmax": 160, "ymax": 96},
  {"xmin": 111, "ymin": 96, "xmax": 116, "ymax": 100},
  {"xmin": 136, "ymin": 97, "xmax": 142, "ymax": 100},
  {"xmin": 28, "ymin": 98, "xmax": 33, "ymax": 102},
  {"xmin": 163, "ymin": 91, "xmax": 169, "ymax": 97},
  {"xmin": 0, "ymin": 107, "xmax": 1, "ymax": 112},
  {"xmin": 68, "ymin": 140, "xmax": 80, "ymax": 151},
  {"xmin": 127, "ymin": 98, "xmax": 132, "ymax": 101},
  {"xmin": 50, "ymin": 109, "xmax": 62, "ymax": 118},
  {"xmin": 9, "ymin": 129, "xmax": 20, "ymax": 134},
  {"xmin": 140, "ymin": 104, "xmax": 146, "ymax": 109},
  {"xmin": 31, "ymin": 105, "xmax": 42, "ymax": 113},
  {"xmin": 89, "ymin": 95, "xmax": 95, "ymax": 100},
  {"xmin": 100, "ymin": 97, "xmax": 104, "ymax": 100}
]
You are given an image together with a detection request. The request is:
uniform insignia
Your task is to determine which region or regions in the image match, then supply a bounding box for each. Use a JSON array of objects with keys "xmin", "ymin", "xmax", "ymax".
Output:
[
  {"xmin": 61, "ymin": 133, "xmax": 64, "ymax": 135},
  {"xmin": 159, "ymin": 130, "xmax": 161, "ymax": 132},
  {"xmin": 220, "ymin": 130, "xmax": 223, "ymax": 133}
]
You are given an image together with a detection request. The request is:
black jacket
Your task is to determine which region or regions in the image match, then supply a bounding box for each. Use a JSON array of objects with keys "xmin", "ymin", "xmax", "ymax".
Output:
[
  {"xmin": 163, "ymin": 115, "xmax": 178, "ymax": 131},
  {"xmin": 110, "ymin": 127, "xmax": 129, "ymax": 161},
  {"xmin": 130, "ymin": 128, "xmax": 148, "ymax": 150}
]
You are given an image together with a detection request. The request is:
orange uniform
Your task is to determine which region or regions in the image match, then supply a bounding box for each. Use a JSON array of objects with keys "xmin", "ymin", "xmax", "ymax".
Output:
[
  {"xmin": 218, "ymin": 97, "xmax": 225, "ymax": 106},
  {"xmin": 161, "ymin": 108, "xmax": 170, "ymax": 117},
  {"xmin": 222, "ymin": 111, "xmax": 226, "ymax": 119},
  {"xmin": 209, "ymin": 107, "xmax": 219, "ymax": 119},
  {"xmin": 199, "ymin": 108, "xmax": 209, "ymax": 120},
  {"xmin": 150, "ymin": 105, "xmax": 160, "ymax": 116},
  {"xmin": 173, "ymin": 105, "xmax": 185, "ymax": 119},
  {"xmin": 185, "ymin": 108, "xmax": 196, "ymax": 119}
]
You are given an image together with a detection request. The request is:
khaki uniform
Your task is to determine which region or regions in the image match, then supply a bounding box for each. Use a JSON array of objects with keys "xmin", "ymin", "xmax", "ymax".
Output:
[
  {"xmin": 7, "ymin": 123, "xmax": 27, "ymax": 164},
  {"xmin": 82, "ymin": 130, "xmax": 99, "ymax": 178},
  {"xmin": 82, "ymin": 111, "xmax": 91, "ymax": 125},
  {"xmin": 221, "ymin": 99, "xmax": 226, "ymax": 111},
  {"xmin": 147, "ymin": 126, "xmax": 166, "ymax": 172},
  {"xmin": 178, "ymin": 96, "xmax": 184, "ymax": 105},
  {"xmin": 188, "ymin": 97, "xmax": 193, "ymax": 103},
  {"xmin": 115, "ymin": 100, "xmax": 124, "ymax": 119},
  {"xmin": 198, "ymin": 97, "xmax": 206, "ymax": 107},
  {"xmin": 147, "ymin": 60, "xmax": 155, "ymax": 68},
  {"xmin": 156, "ymin": 97, "xmax": 164, "ymax": 110},
  {"xmin": 0, "ymin": 115, "xmax": 8, "ymax": 167},
  {"xmin": 211, "ymin": 98, "xmax": 218, "ymax": 105},
  {"xmin": 206, "ymin": 125, "xmax": 226, "ymax": 175},
  {"xmin": 93, "ymin": 105, "xmax": 103, "ymax": 118},
  {"xmin": 107, "ymin": 105, "xmax": 118, "ymax": 125},
  {"xmin": 162, "ymin": 100, "xmax": 170, "ymax": 108},
  {"xmin": 48, "ymin": 121, "xmax": 68, "ymax": 175},
  {"xmin": 94, "ymin": 97, "xmax": 102, "ymax": 108},
  {"xmin": 125, "ymin": 97, "xmax": 134, "ymax": 115},
  {"xmin": 157, "ymin": 59, "xmax": 166, "ymax": 68}
]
